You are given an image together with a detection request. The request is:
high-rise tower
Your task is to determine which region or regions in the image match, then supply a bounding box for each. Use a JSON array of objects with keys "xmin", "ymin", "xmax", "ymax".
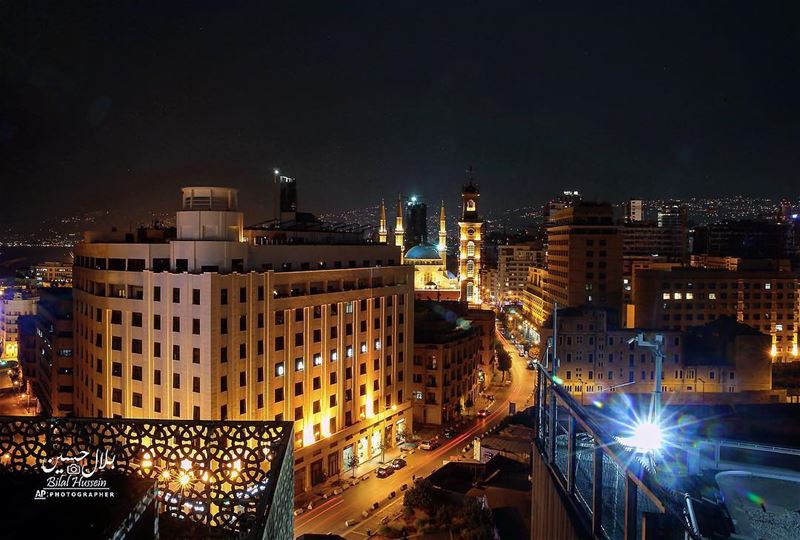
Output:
[
  {"xmin": 458, "ymin": 167, "xmax": 483, "ymax": 304},
  {"xmin": 378, "ymin": 199, "xmax": 388, "ymax": 243}
]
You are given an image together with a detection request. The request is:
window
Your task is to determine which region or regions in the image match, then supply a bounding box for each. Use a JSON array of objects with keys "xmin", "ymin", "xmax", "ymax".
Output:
[
  {"xmin": 132, "ymin": 312, "xmax": 142, "ymax": 327},
  {"xmin": 172, "ymin": 288, "xmax": 180, "ymax": 303},
  {"xmin": 172, "ymin": 316, "xmax": 180, "ymax": 332},
  {"xmin": 172, "ymin": 373, "xmax": 181, "ymax": 389},
  {"xmin": 275, "ymin": 388, "xmax": 284, "ymax": 403},
  {"xmin": 239, "ymin": 315, "xmax": 246, "ymax": 331},
  {"xmin": 172, "ymin": 345, "xmax": 180, "ymax": 361},
  {"xmin": 154, "ymin": 369, "xmax": 161, "ymax": 385},
  {"xmin": 275, "ymin": 362, "xmax": 285, "ymax": 377},
  {"xmin": 192, "ymin": 318, "xmax": 200, "ymax": 334},
  {"xmin": 132, "ymin": 339, "xmax": 142, "ymax": 354},
  {"xmin": 192, "ymin": 289, "xmax": 200, "ymax": 305},
  {"xmin": 153, "ymin": 314, "xmax": 161, "ymax": 330},
  {"xmin": 153, "ymin": 286, "xmax": 161, "ymax": 302},
  {"xmin": 220, "ymin": 376, "xmax": 228, "ymax": 392},
  {"xmin": 275, "ymin": 336, "xmax": 284, "ymax": 351},
  {"xmin": 112, "ymin": 336, "xmax": 122, "ymax": 351},
  {"xmin": 220, "ymin": 288, "xmax": 228, "ymax": 305},
  {"xmin": 294, "ymin": 382, "xmax": 303, "ymax": 396},
  {"xmin": 132, "ymin": 393, "xmax": 142, "ymax": 408},
  {"xmin": 220, "ymin": 346, "xmax": 228, "ymax": 363},
  {"xmin": 239, "ymin": 371, "xmax": 246, "ymax": 387},
  {"xmin": 112, "ymin": 389, "xmax": 122, "ymax": 403},
  {"xmin": 221, "ymin": 318, "xmax": 228, "ymax": 334},
  {"xmin": 239, "ymin": 287, "xmax": 247, "ymax": 302},
  {"xmin": 466, "ymin": 241, "xmax": 475, "ymax": 257},
  {"xmin": 313, "ymin": 377, "xmax": 321, "ymax": 390},
  {"xmin": 192, "ymin": 347, "xmax": 200, "ymax": 364},
  {"xmin": 331, "ymin": 349, "xmax": 338, "ymax": 361},
  {"xmin": 193, "ymin": 377, "xmax": 200, "ymax": 393},
  {"xmin": 313, "ymin": 354, "xmax": 322, "ymax": 366},
  {"xmin": 295, "ymin": 406, "xmax": 303, "ymax": 421},
  {"xmin": 330, "ymin": 372, "xmax": 337, "ymax": 384},
  {"xmin": 295, "ymin": 358, "xmax": 304, "ymax": 371},
  {"xmin": 112, "ymin": 362, "xmax": 122, "ymax": 377},
  {"xmin": 173, "ymin": 402, "xmax": 180, "ymax": 417},
  {"xmin": 132, "ymin": 365, "xmax": 142, "ymax": 380},
  {"xmin": 330, "ymin": 394, "xmax": 337, "ymax": 407}
]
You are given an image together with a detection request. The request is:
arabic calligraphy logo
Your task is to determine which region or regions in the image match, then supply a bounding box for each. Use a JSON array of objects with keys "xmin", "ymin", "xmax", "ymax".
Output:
[{"xmin": 35, "ymin": 449, "xmax": 118, "ymax": 500}]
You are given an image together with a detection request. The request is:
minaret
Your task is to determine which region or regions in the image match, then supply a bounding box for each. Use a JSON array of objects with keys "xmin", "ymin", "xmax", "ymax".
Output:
[
  {"xmin": 394, "ymin": 195, "xmax": 405, "ymax": 260},
  {"xmin": 378, "ymin": 199, "xmax": 388, "ymax": 243},
  {"xmin": 438, "ymin": 200, "xmax": 447, "ymax": 266}
]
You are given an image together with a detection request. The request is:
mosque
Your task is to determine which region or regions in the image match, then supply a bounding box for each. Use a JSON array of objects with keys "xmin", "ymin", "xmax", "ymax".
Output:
[{"xmin": 378, "ymin": 171, "xmax": 483, "ymax": 304}]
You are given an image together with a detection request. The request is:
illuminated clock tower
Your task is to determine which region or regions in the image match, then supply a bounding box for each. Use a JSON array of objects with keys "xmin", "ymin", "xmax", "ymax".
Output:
[{"xmin": 458, "ymin": 167, "xmax": 482, "ymax": 305}]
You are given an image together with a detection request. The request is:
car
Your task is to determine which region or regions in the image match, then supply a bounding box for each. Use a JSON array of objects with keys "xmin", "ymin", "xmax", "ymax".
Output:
[
  {"xmin": 376, "ymin": 465, "xmax": 394, "ymax": 478},
  {"xmin": 391, "ymin": 458, "xmax": 407, "ymax": 470},
  {"xmin": 442, "ymin": 427, "xmax": 456, "ymax": 439},
  {"xmin": 419, "ymin": 439, "xmax": 440, "ymax": 450},
  {"xmin": 485, "ymin": 394, "xmax": 495, "ymax": 401},
  {"xmin": 476, "ymin": 408, "xmax": 489, "ymax": 418}
]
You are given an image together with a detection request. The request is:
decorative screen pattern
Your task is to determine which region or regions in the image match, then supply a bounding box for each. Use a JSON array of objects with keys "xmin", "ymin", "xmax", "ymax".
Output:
[{"xmin": 0, "ymin": 417, "xmax": 293, "ymax": 537}]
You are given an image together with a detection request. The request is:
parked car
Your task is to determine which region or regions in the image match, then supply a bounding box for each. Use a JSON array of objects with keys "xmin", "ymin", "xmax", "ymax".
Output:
[
  {"xmin": 419, "ymin": 439, "xmax": 440, "ymax": 450},
  {"xmin": 376, "ymin": 465, "xmax": 394, "ymax": 478},
  {"xmin": 476, "ymin": 408, "xmax": 489, "ymax": 418},
  {"xmin": 391, "ymin": 458, "xmax": 407, "ymax": 470},
  {"xmin": 442, "ymin": 427, "xmax": 456, "ymax": 439}
]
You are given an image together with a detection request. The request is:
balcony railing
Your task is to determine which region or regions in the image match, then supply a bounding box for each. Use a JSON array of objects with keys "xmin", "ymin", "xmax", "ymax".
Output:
[{"xmin": 532, "ymin": 363, "xmax": 698, "ymax": 540}]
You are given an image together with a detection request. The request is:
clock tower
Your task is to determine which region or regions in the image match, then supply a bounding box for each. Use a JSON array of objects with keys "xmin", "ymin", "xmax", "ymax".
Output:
[{"xmin": 458, "ymin": 167, "xmax": 482, "ymax": 305}]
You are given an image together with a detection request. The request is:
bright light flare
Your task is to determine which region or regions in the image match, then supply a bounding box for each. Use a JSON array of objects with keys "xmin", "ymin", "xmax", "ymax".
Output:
[{"xmin": 618, "ymin": 420, "xmax": 664, "ymax": 453}]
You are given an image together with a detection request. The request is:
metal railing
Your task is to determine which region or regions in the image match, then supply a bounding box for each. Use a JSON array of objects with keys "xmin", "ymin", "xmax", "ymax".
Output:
[{"xmin": 533, "ymin": 364, "xmax": 698, "ymax": 540}]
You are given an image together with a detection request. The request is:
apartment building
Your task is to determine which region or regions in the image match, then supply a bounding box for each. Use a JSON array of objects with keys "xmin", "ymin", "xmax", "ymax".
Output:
[
  {"xmin": 33, "ymin": 288, "xmax": 75, "ymax": 415},
  {"xmin": 541, "ymin": 202, "xmax": 624, "ymax": 323},
  {"xmin": 0, "ymin": 290, "xmax": 37, "ymax": 358},
  {"xmin": 411, "ymin": 301, "xmax": 481, "ymax": 425},
  {"xmin": 539, "ymin": 307, "xmax": 775, "ymax": 403},
  {"xmin": 497, "ymin": 243, "xmax": 543, "ymax": 304},
  {"xmin": 32, "ymin": 261, "xmax": 73, "ymax": 287},
  {"xmin": 72, "ymin": 186, "xmax": 414, "ymax": 493},
  {"xmin": 633, "ymin": 267, "xmax": 799, "ymax": 362}
]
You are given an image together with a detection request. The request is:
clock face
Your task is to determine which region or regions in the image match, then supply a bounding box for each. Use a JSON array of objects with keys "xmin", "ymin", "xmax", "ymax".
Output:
[{"xmin": 467, "ymin": 228, "xmax": 475, "ymax": 235}]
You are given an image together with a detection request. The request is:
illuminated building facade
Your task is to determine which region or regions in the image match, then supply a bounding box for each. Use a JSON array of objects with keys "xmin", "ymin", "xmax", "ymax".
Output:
[
  {"xmin": 543, "ymin": 202, "xmax": 623, "ymax": 320},
  {"xmin": 497, "ymin": 243, "xmax": 542, "ymax": 304},
  {"xmin": 72, "ymin": 186, "xmax": 414, "ymax": 494},
  {"xmin": 32, "ymin": 261, "xmax": 73, "ymax": 287},
  {"xmin": 0, "ymin": 290, "xmax": 37, "ymax": 359},
  {"xmin": 539, "ymin": 307, "xmax": 777, "ymax": 403},
  {"xmin": 459, "ymin": 171, "xmax": 483, "ymax": 305},
  {"xmin": 633, "ymin": 267, "xmax": 800, "ymax": 362},
  {"xmin": 412, "ymin": 301, "xmax": 481, "ymax": 425}
]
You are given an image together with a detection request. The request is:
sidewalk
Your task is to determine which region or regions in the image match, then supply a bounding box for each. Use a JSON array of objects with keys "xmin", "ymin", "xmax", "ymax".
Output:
[{"xmin": 295, "ymin": 444, "xmax": 409, "ymax": 511}]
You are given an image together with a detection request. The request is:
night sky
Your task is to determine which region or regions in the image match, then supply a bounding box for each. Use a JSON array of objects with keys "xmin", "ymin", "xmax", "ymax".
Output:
[{"xmin": 2, "ymin": 1, "xmax": 799, "ymax": 228}]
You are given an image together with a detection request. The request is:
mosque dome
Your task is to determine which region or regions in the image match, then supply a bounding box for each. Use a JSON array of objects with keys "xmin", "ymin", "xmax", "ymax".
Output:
[{"xmin": 405, "ymin": 243, "xmax": 441, "ymax": 260}]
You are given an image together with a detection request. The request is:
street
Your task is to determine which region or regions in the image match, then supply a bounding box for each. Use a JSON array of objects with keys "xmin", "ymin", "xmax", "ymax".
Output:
[
  {"xmin": 0, "ymin": 366, "xmax": 35, "ymax": 416},
  {"xmin": 294, "ymin": 326, "xmax": 535, "ymax": 538}
]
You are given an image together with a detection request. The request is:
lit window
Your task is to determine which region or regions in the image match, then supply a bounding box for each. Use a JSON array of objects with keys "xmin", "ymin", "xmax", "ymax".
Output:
[
  {"xmin": 765, "ymin": 283, "xmax": 771, "ymax": 290},
  {"xmin": 295, "ymin": 359, "xmax": 304, "ymax": 371},
  {"xmin": 466, "ymin": 241, "xmax": 475, "ymax": 257},
  {"xmin": 275, "ymin": 363, "xmax": 285, "ymax": 377},
  {"xmin": 662, "ymin": 293, "xmax": 671, "ymax": 300},
  {"xmin": 313, "ymin": 354, "xmax": 322, "ymax": 366},
  {"xmin": 346, "ymin": 346, "xmax": 353, "ymax": 358},
  {"xmin": 360, "ymin": 343, "xmax": 367, "ymax": 354},
  {"xmin": 708, "ymin": 293, "xmax": 716, "ymax": 300},
  {"xmin": 331, "ymin": 350, "xmax": 338, "ymax": 361},
  {"xmin": 374, "ymin": 339, "xmax": 381, "ymax": 351},
  {"xmin": 686, "ymin": 292, "xmax": 693, "ymax": 300},
  {"xmin": 674, "ymin": 292, "xmax": 683, "ymax": 300},
  {"xmin": 776, "ymin": 324, "xmax": 783, "ymax": 331}
]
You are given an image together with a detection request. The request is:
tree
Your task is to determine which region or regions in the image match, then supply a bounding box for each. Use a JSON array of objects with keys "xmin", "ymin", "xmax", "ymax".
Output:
[
  {"xmin": 496, "ymin": 346, "xmax": 512, "ymax": 382},
  {"xmin": 403, "ymin": 478, "xmax": 435, "ymax": 511},
  {"xmin": 344, "ymin": 452, "xmax": 360, "ymax": 478},
  {"xmin": 461, "ymin": 497, "xmax": 494, "ymax": 540},
  {"xmin": 465, "ymin": 396, "xmax": 474, "ymax": 413}
]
